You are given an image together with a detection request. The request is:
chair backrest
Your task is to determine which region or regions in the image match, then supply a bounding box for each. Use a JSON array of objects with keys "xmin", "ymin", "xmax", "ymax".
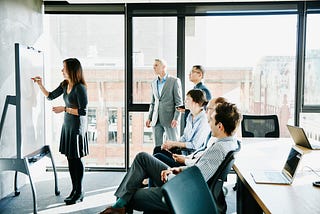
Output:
[
  {"xmin": 207, "ymin": 140, "xmax": 241, "ymax": 214},
  {"xmin": 241, "ymin": 114, "xmax": 280, "ymax": 138},
  {"xmin": 162, "ymin": 166, "xmax": 218, "ymax": 214}
]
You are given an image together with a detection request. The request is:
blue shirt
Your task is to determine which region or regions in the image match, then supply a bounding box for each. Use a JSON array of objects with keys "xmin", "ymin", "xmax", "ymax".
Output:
[
  {"xmin": 179, "ymin": 109, "xmax": 211, "ymax": 150},
  {"xmin": 194, "ymin": 82, "xmax": 212, "ymax": 101},
  {"xmin": 157, "ymin": 73, "xmax": 168, "ymax": 97}
]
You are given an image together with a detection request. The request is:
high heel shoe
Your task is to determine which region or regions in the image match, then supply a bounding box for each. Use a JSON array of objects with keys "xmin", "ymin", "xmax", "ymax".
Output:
[
  {"xmin": 64, "ymin": 190, "xmax": 76, "ymax": 203},
  {"xmin": 65, "ymin": 191, "xmax": 84, "ymax": 205}
]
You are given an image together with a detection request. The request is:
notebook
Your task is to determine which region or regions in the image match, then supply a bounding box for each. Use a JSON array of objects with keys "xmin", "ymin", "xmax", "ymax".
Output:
[
  {"xmin": 287, "ymin": 125, "xmax": 320, "ymax": 150},
  {"xmin": 251, "ymin": 146, "xmax": 303, "ymax": 185}
]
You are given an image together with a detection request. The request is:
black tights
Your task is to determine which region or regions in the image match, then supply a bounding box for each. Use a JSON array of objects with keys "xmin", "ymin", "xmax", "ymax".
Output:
[{"xmin": 67, "ymin": 157, "xmax": 84, "ymax": 194}]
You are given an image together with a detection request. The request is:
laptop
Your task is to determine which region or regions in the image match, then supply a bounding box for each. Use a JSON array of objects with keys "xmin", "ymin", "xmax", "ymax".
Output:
[
  {"xmin": 251, "ymin": 146, "xmax": 303, "ymax": 185},
  {"xmin": 287, "ymin": 125, "xmax": 320, "ymax": 150}
]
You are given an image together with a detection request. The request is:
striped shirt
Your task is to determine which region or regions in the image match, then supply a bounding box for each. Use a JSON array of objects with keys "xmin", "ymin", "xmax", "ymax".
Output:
[
  {"xmin": 182, "ymin": 136, "xmax": 238, "ymax": 182},
  {"xmin": 184, "ymin": 136, "xmax": 215, "ymax": 166}
]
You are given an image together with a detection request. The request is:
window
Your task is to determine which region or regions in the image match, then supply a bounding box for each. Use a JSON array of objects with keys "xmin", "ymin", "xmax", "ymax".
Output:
[
  {"xmin": 107, "ymin": 108, "xmax": 120, "ymax": 144},
  {"xmin": 300, "ymin": 12, "xmax": 320, "ymax": 143},
  {"xmin": 185, "ymin": 15, "xmax": 297, "ymax": 137},
  {"xmin": 304, "ymin": 14, "xmax": 320, "ymax": 106},
  {"xmin": 128, "ymin": 16, "xmax": 178, "ymax": 164},
  {"xmin": 88, "ymin": 108, "xmax": 97, "ymax": 144},
  {"xmin": 299, "ymin": 113, "xmax": 320, "ymax": 142},
  {"xmin": 129, "ymin": 112, "xmax": 154, "ymax": 164},
  {"xmin": 44, "ymin": 14, "xmax": 125, "ymax": 167},
  {"xmin": 132, "ymin": 17, "xmax": 177, "ymax": 104}
]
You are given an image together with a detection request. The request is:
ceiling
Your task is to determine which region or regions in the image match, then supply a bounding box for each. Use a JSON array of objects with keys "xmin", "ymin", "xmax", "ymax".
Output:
[{"xmin": 43, "ymin": 0, "xmax": 298, "ymax": 4}]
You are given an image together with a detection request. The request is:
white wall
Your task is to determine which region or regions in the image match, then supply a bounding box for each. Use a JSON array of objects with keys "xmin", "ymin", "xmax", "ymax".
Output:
[{"xmin": 0, "ymin": 0, "xmax": 43, "ymax": 199}]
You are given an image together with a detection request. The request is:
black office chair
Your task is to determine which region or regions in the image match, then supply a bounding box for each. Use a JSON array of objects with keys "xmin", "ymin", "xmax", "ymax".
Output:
[
  {"xmin": 162, "ymin": 166, "xmax": 218, "ymax": 214},
  {"xmin": 207, "ymin": 140, "xmax": 241, "ymax": 214},
  {"xmin": 241, "ymin": 114, "xmax": 280, "ymax": 138}
]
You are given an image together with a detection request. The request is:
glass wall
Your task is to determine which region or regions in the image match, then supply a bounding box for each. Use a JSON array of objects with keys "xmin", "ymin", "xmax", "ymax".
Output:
[
  {"xmin": 300, "ymin": 113, "xmax": 320, "ymax": 142},
  {"xmin": 44, "ymin": 15, "xmax": 125, "ymax": 167},
  {"xmin": 128, "ymin": 112, "xmax": 154, "ymax": 162},
  {"xmin": 185, "ymin": 15, "xmax": 297, "ymax": 137},
  {"xmin": 300, "ymin": 13, "xmax": 320, "ymax": 142},
  {"xmin": 129, "ymin": 17, "xmax": 177, "ymax": 163},
  {"xmin": 43, "ymin": 2, "xmax": 320, "ymax": 169},
  {"xmin": 132, "ymin": 17, "xmax": 177, "ymax": 104},
  {"xmin": 304, "ymin": 14, "xmax": 320, "ymax": 106}
]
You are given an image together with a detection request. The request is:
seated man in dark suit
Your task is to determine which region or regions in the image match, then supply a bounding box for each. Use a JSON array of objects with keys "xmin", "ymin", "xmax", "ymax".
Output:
[{"xmin": 99, "ymin": 101, "xmax": 241, "ymax": 214}]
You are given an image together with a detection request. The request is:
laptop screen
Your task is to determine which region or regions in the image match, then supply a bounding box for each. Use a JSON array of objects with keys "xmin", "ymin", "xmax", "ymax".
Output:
[
  {"xmin": 283, "ymin": 147, "xmax": 302, "ymax": 178},
  {"xmin": 287, "ymin": 125, "xmax": 310, "ymax": 148}
]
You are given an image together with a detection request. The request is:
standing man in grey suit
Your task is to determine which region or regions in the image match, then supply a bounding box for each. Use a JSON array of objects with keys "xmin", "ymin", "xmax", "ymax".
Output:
[{"xmin": 146, "ymin": 58, "xmax": 183, "ymax": 154}]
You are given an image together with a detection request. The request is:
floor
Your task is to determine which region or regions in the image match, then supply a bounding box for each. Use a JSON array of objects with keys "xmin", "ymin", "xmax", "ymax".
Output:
[{"xmin": 0, "ymin": 169, "xmax": 237, "ymax": 214}]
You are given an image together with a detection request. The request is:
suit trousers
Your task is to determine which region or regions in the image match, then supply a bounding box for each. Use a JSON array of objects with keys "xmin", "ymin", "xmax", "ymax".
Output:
[
  {"xmin": 153, "ymin": 120, "xmax": 178, "ymax": 147},
  {"xmin": 114, "ymin": 152, "xmax": 170, "ymax": 212},
  {"xmin": 154, "ymin": 152, "xmax": 183, "ymax": 168}
]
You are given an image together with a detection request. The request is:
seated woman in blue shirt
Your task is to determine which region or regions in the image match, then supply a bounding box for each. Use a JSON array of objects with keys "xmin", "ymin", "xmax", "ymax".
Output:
[{"xmin": 157, "ymin": 89, "xmax": 210, "ymax": 160}]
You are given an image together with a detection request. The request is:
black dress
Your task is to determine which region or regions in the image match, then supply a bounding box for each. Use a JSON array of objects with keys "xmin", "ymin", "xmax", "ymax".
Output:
[{"xmin": 47, "ymin": 83, "xmax": 89, "ymax": 158}]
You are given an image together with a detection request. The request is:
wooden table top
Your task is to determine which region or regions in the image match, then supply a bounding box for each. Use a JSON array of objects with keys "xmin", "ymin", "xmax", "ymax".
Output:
[{"xmin": 234, "ymin": 138, "xmax": 320, "ymax": 214}]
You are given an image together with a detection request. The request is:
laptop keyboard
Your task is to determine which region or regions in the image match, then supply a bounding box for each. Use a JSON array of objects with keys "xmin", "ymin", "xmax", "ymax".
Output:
[{"xmin": 263, "ymin": 171, "xmax": 288, "ymax": 183}]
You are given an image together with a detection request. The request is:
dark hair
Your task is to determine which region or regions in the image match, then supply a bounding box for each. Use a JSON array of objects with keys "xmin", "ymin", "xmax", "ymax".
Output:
[
  {"xmin": 214, "ymin": 102, "xmax": 241, "ymax": 136},
  {"xmin": 186, "ymin": 89, "xmax": 208, "ymax": 107},
  {"xmin": 61, "ymin": 58, "xmax": 87, "ymax": 87},
  {"xmin": 214, "ymin": 97, "xmax": 227, "ymax": 105},
  {"xmin": 193, "ymin": 65, "xmax": 205, "ymax": 77}
]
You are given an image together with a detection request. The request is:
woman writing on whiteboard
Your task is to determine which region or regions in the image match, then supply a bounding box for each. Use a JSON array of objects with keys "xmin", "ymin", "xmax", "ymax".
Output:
[{"xmin": 32, "ymin": 58, "xmax": 88, "ymax": 205}]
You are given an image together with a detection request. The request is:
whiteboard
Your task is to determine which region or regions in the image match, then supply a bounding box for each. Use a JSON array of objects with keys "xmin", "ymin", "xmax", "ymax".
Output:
[{"xmin": 15, "ymin": 43, "xmax": 45, "ymax": 158}]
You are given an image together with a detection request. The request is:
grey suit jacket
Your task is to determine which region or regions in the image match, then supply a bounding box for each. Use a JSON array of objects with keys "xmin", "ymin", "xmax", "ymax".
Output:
[{"xmin": 148, "ymin": 75, "xmax": 183, "ymax": 127}]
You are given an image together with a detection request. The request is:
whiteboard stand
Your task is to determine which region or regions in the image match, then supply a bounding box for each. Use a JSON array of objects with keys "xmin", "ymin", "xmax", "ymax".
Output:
[{"xmin": 0, "ymin": 95, "xmax": 60, "ymax": 214}]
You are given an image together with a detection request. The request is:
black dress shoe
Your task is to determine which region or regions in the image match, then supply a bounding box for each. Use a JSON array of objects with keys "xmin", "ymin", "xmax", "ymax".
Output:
[
  {"xmin": 65, "ymin": 191, "xmax": 84, "ymax": 205},
  {"xmin": 99, "ymin": 206, "xmax": 125, "ymax": 214},
  {"xmin": 64, "ymin": 190, "xmax": 76, "ymax": 203}
]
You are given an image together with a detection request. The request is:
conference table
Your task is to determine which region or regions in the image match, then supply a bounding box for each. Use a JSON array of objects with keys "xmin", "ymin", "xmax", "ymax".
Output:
[{"xmin": 233, "ymin": 138, "xmax": 320, "ymax": 214}]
